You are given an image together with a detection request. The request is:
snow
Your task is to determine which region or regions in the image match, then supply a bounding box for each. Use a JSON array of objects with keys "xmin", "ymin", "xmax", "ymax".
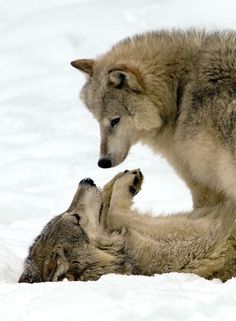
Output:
[
  {"xmin": 1, "ymin": 274, "xmax": 236, "ymax": 321},
  {"xmin": 0, "ymin": 0, "xmax": 236, "ymax": 320}
]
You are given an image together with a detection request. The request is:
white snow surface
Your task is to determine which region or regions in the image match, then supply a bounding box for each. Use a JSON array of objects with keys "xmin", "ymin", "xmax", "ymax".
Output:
[{"xmin": 1, "ymin": 0, "xmax": 236, "ymax": 320}]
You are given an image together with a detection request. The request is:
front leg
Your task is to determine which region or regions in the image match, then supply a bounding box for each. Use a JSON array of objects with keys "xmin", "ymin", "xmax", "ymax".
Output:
[
  {"xmin": 106, "ymin": 169, "xmax": 143, "ymax": 231},
  {"xmin": 99, "ymin": 171, "xmax": 127, "ymax": 229},
  {"xmin": 101, "ymin": 171, "xmax": 126, "ymax": 210}
]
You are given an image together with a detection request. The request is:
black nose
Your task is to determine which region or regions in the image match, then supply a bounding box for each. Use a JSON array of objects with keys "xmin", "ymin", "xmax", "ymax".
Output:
[
  {"xmin": 79, "ymin": 178, "xmax": 95, "ymax": 186},
  {"xmin": 98, "ymin": 158, "xmax": 112, "ymax": 168}
]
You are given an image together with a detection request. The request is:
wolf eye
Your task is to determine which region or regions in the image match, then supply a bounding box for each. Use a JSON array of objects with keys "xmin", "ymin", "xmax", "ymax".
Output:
[{"xmin": 110, "ymin": 118, "xmax": 120, "ymax": 128}]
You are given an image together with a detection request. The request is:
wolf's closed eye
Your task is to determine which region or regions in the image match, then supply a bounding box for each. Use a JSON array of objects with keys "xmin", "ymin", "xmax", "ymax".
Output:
[{"xmin": 72, "ymin": 214, "xmax": 81, "ymax": 225}]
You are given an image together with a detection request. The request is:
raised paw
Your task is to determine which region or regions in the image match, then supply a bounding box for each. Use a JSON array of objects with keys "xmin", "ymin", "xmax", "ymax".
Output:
[
  {"xmin": 113, "ymin": 169, "xmax": 143, "ymax": 198},
  {"xmin": 108, "ymin": 169, "xmax": 143, "ymax": 211},
  {"xmin": 126, "ymin": 169, "xmax": 143, "ymax": 196}
]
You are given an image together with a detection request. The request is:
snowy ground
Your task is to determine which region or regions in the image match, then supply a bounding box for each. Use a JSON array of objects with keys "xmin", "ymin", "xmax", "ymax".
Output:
[{"xmin": 1, "ymin": 0, "xmax": 236, "ymax": 320}]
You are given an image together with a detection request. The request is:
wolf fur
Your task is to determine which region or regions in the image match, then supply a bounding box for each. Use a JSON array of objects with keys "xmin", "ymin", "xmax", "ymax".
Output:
[
  {"xmin": 71, "ymin": 30, "xmax": 236, "ymax": 209},
  {"xmin": 19, "ymin": 170, "xmax": 236, "ymax": 283}
]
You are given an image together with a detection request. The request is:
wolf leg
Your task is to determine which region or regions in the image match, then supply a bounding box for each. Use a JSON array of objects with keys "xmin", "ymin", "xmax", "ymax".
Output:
[
  {"xmin": 105, "ymin": 169, "xmax": 143, "ymax": 231},
  {"xmin": 99, "ymin": 170, "xmax": 141, "ymax": 228},
  {"xmin": 110, "ymin": 169, "xmax": 143, "ymax": 209},
  {"xmin": 101, "ymin": 172, "xmax": 127, "ymax": 208}
]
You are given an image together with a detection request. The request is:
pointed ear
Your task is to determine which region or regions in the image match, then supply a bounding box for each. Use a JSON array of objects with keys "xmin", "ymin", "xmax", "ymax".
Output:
[
  {"xmin": 43, "ymin": 252, "xmax": 69, "ymax": 282},
  {"xmin": 71, "ymin": 59, "xmax": 94, "ymax": 75},
  {"xmin": 108, "ymin": 66, "xmax": 144, "ymax": 92}
]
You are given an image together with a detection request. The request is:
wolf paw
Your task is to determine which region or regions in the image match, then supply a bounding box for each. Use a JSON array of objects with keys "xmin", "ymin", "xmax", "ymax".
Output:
[
  {"xmin": 109, "ymin": 169, "xmax": 144, "ymax": 213},
  {"xmin": 120, "ymin": 169, "xmax": 143, "ymax": 196}
]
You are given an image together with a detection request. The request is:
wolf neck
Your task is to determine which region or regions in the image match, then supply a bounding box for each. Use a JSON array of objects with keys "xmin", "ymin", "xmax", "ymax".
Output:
[
  {"xmin": 134, "ymin": 33, "xmax": 200, "ymax": 149},
  {"xmin": 135, "ymin": 37, "xmax": 204, "ymax": 183},
  {"xmin": 92, "ymin": 233, "xmax": 136, "ymax": 276}
]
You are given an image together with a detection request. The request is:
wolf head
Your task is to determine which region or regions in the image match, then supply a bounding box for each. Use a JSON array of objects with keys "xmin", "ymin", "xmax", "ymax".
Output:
[
  {"xmin": 71, "ymin": 36, "xmax": 176, "ymax": 168},
  {"xmin": 19, "ymin": 178, "xmax": 128, "ymax": 283}
]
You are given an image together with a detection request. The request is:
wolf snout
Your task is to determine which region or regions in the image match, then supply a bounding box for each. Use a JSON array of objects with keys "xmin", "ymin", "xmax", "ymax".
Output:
[
  {"xmin": 79, "ymin": 178, "xmax": 95, "ymax": 186},
  {"xmin": 98, "ymin": 158, "xmax": 112, "ymax": 168}
]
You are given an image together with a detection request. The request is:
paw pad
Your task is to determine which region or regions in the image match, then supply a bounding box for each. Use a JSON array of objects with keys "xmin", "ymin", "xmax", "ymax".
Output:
[{"xmin": 128, "ymin": 170, "xmax": 143, "ymax": 196}]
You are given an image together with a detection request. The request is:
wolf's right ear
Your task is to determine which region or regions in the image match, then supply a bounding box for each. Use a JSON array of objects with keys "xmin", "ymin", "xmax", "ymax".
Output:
[
  {"xmin": 71, "ymin": 59, "xmax": 94, "ymax": 76},
  {"xmin": 108, "ymin": 66, "xmax": 144, "ymax": 92}
]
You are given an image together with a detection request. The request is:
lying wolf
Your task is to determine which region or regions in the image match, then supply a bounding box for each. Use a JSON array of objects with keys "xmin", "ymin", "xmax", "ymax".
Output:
[
  {"xmin": 19, "ymin": 170, "xmax": 236, "ymax": 283},
  {"xmin": 71, "ymin": 30, "xmax": 236, "ymax": 209}
]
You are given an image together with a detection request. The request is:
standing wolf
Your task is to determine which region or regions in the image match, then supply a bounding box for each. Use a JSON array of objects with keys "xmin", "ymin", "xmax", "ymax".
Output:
[{"xmin": 71, "ymin": 30, "xmax": 236, "ymax": 209}]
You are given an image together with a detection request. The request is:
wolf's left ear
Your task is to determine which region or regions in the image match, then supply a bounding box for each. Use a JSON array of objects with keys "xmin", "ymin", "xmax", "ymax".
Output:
[
  {"xmin": 71, "ymin": 59, "xmax": 94, "ymax": 76},
  {"xmin": 108, "ymin": 66, "xmax": 144, "ymax": 92},
  {"xmin": 43, "ymin": 251, "xmax": 69, "ymax": 282}
]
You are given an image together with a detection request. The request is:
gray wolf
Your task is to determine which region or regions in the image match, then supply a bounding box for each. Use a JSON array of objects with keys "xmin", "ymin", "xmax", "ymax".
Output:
[
  {"xmin": 71, "ymin": 30, "xmax": 236, "ymax": 209},
  {"xmin": 19, "ymin": 170, "xmax": 236, "ymax": 283}
]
